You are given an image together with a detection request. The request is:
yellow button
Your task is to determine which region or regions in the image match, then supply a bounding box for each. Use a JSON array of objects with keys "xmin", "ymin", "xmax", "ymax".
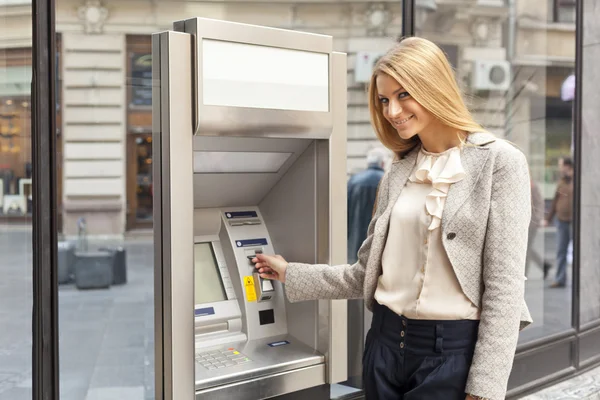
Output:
[{"xmin": 233, "ymin": 351, "xmax": 239, "ymax": 355}]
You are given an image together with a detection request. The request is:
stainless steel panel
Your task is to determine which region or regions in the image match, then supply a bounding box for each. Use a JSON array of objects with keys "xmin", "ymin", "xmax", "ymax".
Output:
[
  {"xmin": 196, "ymin": 364, "xmax": 326, "ymax": 400},
  {"xmin": 259, "ymin": 142, "xmax": 319, "ymax": 350},
  {"xmin": 153, "ymin": 31, "xmax": 195, "ymax": 400},
  {"xmin": 174, "ymin": 17, "xmax": 333, "ymax": 139},
  {"xmin": 192, "ymin": 136, "xmax": 312, "ymax": 209},
  {"xmin": 322, "ymin": 51, "xmax": 348, "ymax": 384},
  {"xmin": 195, "ymin": 336, "xmax": 323, "ymax": 390},
  {"xmin": 316, "ymin": 138, "xmax": 332, "ymax": 363},
  {"xmin": 259, "ymin": 52, "xmax": 349, "ymax": 385},
  {"xmin": 195, "ymin": 106, "xmax": 333, "ymax": 140},
  {"xmin": 192, "ymin": 136, "xmax": 311, "ymax": 153},
  {"xmin": 151, "ymin": 32, "xmax": 163, "ymax": 400},
  {"xmin": 178, "ymin": 17, "xmax": 332, "ymax": 54}
]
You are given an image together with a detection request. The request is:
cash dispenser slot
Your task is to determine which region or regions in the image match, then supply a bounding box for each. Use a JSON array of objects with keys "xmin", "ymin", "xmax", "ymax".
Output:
[
  {"xmin": 195, "ymin": 322, "xmax": 229, "ymax": 336},
  {"xmin": 253, "ymin": 272, "xmax": 275, "ymax": 302}
]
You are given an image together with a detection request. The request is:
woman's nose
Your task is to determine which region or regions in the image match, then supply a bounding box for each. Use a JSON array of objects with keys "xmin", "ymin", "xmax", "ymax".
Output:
[{"xmin": 389, "ymin": 102, "xmax": 403, "ymax": 118}]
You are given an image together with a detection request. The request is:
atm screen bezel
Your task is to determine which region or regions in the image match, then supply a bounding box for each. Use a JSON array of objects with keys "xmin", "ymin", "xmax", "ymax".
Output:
[
  {"xmin": 194, "ymin": 241, "xmax": 228, "ymax": 305},
  {"xmin": 193, "ymin": 237, "xmax": 241, "ymax": 325}
]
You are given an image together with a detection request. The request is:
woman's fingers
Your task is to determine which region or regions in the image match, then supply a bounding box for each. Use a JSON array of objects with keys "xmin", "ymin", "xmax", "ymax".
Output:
[
  {"xmin": 252, "ymin": 253, "xmax": 288, "ymax": 283},
  {"xmin": 253, "ymin": 254, "xmax": 284, "ymax": 271},
  {"xmin": 259, "ymin": 272, "xmax": 278, "ymax": 280}
]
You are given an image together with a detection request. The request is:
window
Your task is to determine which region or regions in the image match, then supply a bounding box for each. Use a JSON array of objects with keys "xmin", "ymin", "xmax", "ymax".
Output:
[{"xmin": 553, "ymin": 0, "xmax": 576, "ymax": 23}]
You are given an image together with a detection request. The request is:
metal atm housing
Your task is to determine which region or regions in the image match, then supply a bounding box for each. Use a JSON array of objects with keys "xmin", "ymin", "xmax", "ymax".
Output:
[{"xmin": 153, "ymin": 18, "xmax": 348, "ymax": 400}]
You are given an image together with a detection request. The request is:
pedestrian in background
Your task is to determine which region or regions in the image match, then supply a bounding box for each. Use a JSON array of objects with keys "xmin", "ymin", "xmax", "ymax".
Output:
[
  {"xmin": 526, "ymin": 179, "xmax": 551, "ymax": 279},
  {"xmin": 545, "ymin": 156, "xmax": 574, "ymax": 288},
  {"xmin": 347, "ymin": 147, "xmax": 389, "ymax": 264}
]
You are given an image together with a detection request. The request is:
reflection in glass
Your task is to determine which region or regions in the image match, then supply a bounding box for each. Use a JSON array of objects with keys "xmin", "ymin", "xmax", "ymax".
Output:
[
  {"xmin": 57, "ymin": 26, "xmax": 155, "ymax": 400},
  {"xmin": 0, "ymin": 15, "xmax": 33, "ymax": 400},
  {"xmin": 0, "ymin": 94, "xmax": 32, "ymax": 217}
]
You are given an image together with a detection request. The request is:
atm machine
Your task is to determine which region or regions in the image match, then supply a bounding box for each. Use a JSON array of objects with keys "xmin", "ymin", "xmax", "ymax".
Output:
[{"xmin": 152, "ymin": 18, "xmax": 348, "ymax": 400}]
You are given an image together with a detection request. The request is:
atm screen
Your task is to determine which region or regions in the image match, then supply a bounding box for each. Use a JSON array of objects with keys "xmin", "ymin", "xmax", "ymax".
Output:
[{"xmin": 194, "ymin": 242, "xmax": 227, "ymax": 305}]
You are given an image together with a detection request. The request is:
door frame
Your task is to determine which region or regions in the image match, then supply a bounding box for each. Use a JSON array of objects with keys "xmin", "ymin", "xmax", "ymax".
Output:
[{"xmin": 31, "ymin": 0, "xmax": 59, "ymax": 399}]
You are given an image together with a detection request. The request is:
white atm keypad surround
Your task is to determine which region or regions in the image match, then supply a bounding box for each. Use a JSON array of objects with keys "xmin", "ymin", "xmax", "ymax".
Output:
[{"xmin": 219, "ymin": 207, "xmax": 288, "ymax": 341}]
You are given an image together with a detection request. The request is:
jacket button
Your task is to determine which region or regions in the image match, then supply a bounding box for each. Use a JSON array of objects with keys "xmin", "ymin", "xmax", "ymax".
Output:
[{"xmin": 447, "ymin": 232, "xmax": 456, "ymax": 240}]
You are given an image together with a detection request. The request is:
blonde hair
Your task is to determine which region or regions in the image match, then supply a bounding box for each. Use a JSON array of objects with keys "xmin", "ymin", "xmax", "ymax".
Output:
[{"xmin": 368, "ymin": 37, "xmax": 485, "ymax": 157}]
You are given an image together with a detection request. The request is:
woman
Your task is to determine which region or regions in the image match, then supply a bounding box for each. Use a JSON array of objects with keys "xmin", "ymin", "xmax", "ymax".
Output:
[{"xmin": 253, "ymin": 37, "xmax": 532, "ymax": 400}]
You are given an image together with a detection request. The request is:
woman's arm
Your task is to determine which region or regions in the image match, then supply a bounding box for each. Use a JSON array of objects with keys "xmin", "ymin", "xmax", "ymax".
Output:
[
  {"xmin": 465, "ymin": 146, "xmax": 531, "ymax": 400},
  {"xmin": 255, "ymin": 172, "xmax": 390, "ymax": 303}
]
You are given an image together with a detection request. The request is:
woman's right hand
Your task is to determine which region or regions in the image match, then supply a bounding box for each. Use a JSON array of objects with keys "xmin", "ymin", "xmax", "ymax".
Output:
[{"xmin": 252, "ymin": 254, "xmax": 288, "ymax": 283}]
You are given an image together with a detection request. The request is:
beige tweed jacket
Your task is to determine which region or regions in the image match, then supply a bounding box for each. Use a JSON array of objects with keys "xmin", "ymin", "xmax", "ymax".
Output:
[{"xmin": 285, "ymin": 132, "xmax": 533, "ymax": 400}]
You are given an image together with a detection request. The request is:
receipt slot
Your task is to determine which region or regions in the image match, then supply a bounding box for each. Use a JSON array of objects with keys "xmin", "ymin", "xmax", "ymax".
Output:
[{"xmin": 153, "ymin": 18, "xmax": 348, "ymax": 400}]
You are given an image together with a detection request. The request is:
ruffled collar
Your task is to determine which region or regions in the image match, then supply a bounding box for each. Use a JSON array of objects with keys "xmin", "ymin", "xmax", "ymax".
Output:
[{"xmin": 409, "ymin": 145, "xmax": 466, "ymax": 230}]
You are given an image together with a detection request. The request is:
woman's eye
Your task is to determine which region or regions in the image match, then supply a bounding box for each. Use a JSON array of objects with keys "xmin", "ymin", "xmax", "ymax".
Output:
[
  {"xmin": 398, "ymin": 91, "xmax": 410, "ymax": 99},
  {"xmin": 378, "ymin": 97, "xmax": 388, "ymax": 105}
]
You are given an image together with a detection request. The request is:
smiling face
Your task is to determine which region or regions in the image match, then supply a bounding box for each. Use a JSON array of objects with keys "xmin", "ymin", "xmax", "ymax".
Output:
[{"xmin": 376, "ymin": 72, "xmax": 436, "ymax": 141}]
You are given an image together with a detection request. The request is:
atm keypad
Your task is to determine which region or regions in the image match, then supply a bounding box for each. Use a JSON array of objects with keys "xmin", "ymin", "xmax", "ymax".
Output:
[{"xmin": 196, "ymin": 348, "xmax": 251, "ymax": 370}]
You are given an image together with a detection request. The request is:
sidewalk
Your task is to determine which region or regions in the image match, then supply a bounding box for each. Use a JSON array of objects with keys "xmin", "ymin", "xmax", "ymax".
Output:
[{"xmin": 522, "ymin": 366, "xmax": 600, "ymax": 399}]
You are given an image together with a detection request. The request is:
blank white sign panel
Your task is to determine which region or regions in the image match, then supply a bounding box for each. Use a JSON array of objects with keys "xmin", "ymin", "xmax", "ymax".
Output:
[{"xmin": 202, "ymin": 39, "xmax": 329, "ymax": 112}]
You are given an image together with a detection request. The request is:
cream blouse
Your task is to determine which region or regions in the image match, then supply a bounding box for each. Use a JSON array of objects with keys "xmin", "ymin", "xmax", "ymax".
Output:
[{"xmin": 374, "ymin": 146, "xmax": 481, "ymax": 320}]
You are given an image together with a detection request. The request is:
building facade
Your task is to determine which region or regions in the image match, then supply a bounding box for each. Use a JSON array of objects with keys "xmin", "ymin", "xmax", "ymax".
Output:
[{"xmin": 0, "ymin": 0, "xmax": 577, "ymax": 237}]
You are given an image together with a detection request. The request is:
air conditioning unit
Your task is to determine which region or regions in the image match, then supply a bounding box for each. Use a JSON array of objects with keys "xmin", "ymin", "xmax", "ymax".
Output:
[
  {"xmin": 471, "ymin": 60, "xmax": 511, "ymax": 91},
  {"xmin": 354, "ymin": 51, "xmax": 385, "ymax": 83}
]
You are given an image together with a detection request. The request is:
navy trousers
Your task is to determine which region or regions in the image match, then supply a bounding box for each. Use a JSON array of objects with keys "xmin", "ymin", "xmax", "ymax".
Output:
[{"xmin": 363, "ymin": 302, "xmax": 479, "ymax": 400}]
